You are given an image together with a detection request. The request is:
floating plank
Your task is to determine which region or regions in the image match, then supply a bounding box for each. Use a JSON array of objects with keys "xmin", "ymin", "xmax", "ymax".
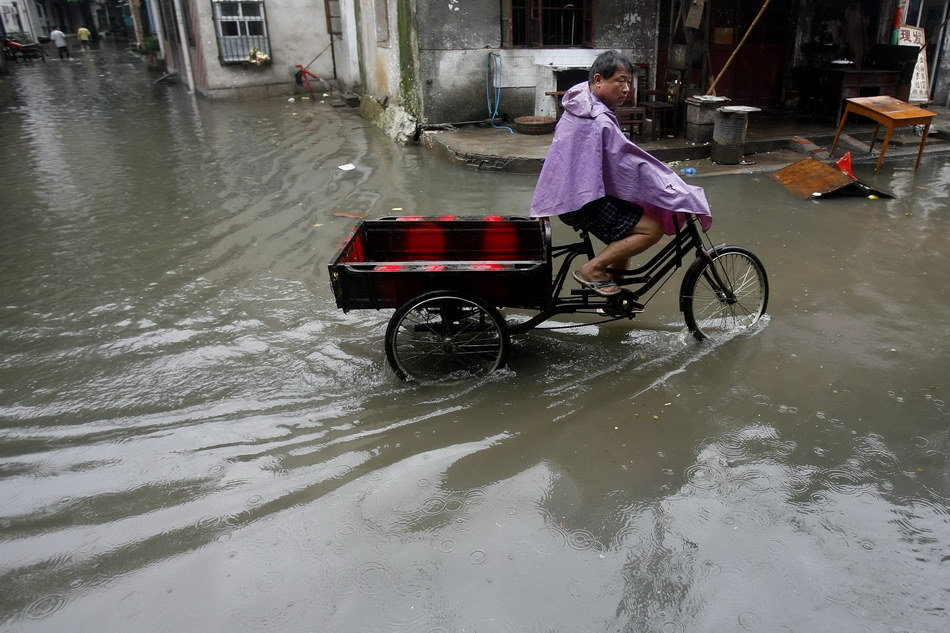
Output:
[{"xmin": 771, "ymin": 157, "xmax": 894, "ymax": 198}]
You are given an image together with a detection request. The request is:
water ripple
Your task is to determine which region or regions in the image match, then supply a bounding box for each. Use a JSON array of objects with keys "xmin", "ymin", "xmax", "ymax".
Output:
[{"xmin": 22, "ymin": 593, "xmax": 68, "ymax": 621}]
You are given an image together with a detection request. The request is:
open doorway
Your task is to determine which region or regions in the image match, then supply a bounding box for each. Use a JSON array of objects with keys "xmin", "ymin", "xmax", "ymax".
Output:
[{"xmin": 656, "ymin": 0, "xmax": 793, "ymax": 108}]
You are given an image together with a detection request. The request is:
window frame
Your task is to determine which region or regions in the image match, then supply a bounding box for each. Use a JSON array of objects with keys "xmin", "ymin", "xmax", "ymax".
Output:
[
  {"xmin": 211, "ymin": 0, "xmax": 272, "ymax": 65},
  {"xmin": 375, "ymin": 0, "xmax": 390, "ymax": 46},
  {"xmin": 502, "ymin": 0, "xmax": 595, "ymax": 48},
  {"xmin": 324, "ymin": 0, "xmax": 342, "ymax": 36}
]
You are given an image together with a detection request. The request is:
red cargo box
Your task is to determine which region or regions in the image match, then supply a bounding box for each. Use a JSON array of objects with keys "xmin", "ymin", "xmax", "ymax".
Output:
[{"xmin": 328, "ymin": 216, "xmax": 552, "ymax": 311}]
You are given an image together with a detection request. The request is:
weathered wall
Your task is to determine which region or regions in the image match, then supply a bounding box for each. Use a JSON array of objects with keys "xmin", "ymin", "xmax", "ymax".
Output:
[
  {"xmin": 1, "ymin": 0, "xmax": 45, "ymax": 42},
  {"xmin": 596, "ymin": 0, "xmax": 658, "ymax": 65},
  {"xmin": 333, "ymin": 0, "xmax": 361, "ymax": 91},
  {"xmin": 351, "ymin": 0, "xmax": 424, "ymax": 142},
  {"xmin": 356, "ymin": 0, "xmax": 399, "ymax": 101},
  {"xmin": 415, "ymin": 0, "xmax": 657, "ymax": 124},
  {"xmin": 191, "ymin": 0, "xmax": 334, "ymax": 99},
  {"xmin": 414, "ymin": 0, "xmax": 499, "ymax": 123},
  {"xmin": 417, "ymin": 0, "xmax": 500, "ymax": 50},
  {"xmin": 352, "ymin": 0, "xmax": 660, "ymax": 136},
  {"xmin": 936, "ymin": 44, "xmax": 950, "ymax": 104}
]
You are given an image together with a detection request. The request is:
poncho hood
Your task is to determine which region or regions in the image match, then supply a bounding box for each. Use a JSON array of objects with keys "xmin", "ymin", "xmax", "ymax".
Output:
[
  {"xmin": 561, "ymin": 81, "xmax": 611, "ymax": 119},
  {"xmin": 530, "ymin": 82, "xmax": 712, "ymax": 235}
]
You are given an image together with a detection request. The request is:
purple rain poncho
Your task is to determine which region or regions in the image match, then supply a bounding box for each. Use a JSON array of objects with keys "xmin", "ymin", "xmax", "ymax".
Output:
[{"xmin": 530, "ymin": 82, "xmax": 712, "ymax": 235}]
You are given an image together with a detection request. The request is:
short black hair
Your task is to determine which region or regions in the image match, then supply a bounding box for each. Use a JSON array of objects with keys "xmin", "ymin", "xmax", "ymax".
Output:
[{"xmin": 588, "ymin": 50, "xmax": 635, "ymax": 83}]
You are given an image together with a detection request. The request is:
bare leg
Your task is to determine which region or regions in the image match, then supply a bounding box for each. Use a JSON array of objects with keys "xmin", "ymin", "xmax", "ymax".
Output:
[{"xmin": 578, "ymin": 213, "xmax": 662, "ymax": 283}]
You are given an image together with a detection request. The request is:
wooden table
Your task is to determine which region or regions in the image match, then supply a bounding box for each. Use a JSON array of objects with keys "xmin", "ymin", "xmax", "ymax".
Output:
[{"xmin": 829, "ymin": 96, "xmax": 936, "ymax": 172}]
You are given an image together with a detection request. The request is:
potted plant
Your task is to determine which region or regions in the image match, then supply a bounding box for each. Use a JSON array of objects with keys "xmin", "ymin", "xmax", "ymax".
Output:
[{"xmin": 246, "ymin": 47, "xmax": 270, "ymax": 67}]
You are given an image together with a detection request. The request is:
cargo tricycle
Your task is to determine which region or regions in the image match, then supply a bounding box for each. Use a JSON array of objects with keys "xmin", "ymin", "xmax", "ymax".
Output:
[{"xmin": 328, "ymin": 213, "xmax": 768, "ymax": 382}]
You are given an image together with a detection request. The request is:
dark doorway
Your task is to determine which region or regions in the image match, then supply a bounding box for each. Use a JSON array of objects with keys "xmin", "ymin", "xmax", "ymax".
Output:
[{"xmin": 706, "ymin": 0, "xmax": 792, "ymax": 107}]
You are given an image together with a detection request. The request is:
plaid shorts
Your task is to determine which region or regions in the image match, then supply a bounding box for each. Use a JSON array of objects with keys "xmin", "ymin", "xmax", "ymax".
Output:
[{"xmin": 559, "ymin": 196, "xmax": 644, "ymax": 244}]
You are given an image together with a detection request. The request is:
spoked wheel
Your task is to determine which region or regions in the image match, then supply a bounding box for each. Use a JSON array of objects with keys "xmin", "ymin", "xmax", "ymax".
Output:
[
  {"xmin": 384, "ymin": 291, "xmax": 510, "ymax": 382},
  {"xmin": 681, "ymin": 246, "xmax": 769, "ymax": 341}
]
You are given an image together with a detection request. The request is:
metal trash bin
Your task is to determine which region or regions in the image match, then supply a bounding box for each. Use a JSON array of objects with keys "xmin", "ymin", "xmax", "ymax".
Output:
[
  {"xmin": 685, "ymin": 95, "xmax": 730, "ymax": 143},
  {"xmin": 711, "ymin": 105, "xmax": 761, "ymax": 164}
]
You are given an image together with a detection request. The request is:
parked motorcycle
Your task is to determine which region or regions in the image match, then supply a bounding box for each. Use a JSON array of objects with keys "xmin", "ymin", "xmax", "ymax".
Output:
[{"xmin": 2, "ymin": 36, "xmax": 47, "ymax": 61}]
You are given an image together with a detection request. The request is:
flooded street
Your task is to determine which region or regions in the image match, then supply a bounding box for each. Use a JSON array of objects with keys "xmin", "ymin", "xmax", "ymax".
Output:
[{"xmin": 2, "ymin": 47, "xmax": 948, "ymax": 633}]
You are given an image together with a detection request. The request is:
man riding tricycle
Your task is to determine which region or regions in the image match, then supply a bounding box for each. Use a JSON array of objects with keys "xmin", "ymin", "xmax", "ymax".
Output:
[{"xmin": 329, "ymin": 51, "xmax": 769, "ymax": 382}]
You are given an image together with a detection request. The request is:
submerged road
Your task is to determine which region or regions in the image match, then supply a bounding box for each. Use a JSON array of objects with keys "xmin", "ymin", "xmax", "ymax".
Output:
[{"xmin": 1, "ymin": 44, "xmax": 948, "ymax": 633}]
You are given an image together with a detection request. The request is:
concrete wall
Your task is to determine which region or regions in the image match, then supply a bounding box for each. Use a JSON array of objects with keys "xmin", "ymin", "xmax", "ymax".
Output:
[
  {"xmin": 190, "ymin": 0, "xmax": 334, "ymax": 99},
  {"xmin": 351, "ymin": 0, "xmax": 423, "ymax": 142},
  {"xmin": 414, "ymin": 0, "xmax": 657, "ymax": 124},
  {"xmin": 923, "ymin": 0, "xmax": 950, "ymax": 106},
  {"xmin": 347, "ymin": 0, "xmax": 659, "ymax": 138},
  {"xmin": 416, "ymin": 0, "xmax": 501, "ymax": 124},
  {"xmin": 596, "ymin": 0, "xmax": 658, "ymax": 62},
  {"xmin": 935, "ymin": 26, "xmax": 950, "ymax": 105},
  {"xmin": 1, "ymin": 0, "xmax": 42, "ymax": 41},
  {"xmin": 333, "ymin": 0, "xmax": 361, "ymax": 91},
  {"xmin": 355, "ymin": 0, "xmax": 404, "ymax": 103}
]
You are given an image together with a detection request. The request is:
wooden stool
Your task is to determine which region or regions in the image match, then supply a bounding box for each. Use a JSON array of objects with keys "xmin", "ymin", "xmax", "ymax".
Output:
[
  {"xmin": 615, "ymin": 106, "xmax": 646, "ymax": 139},
  {"xmin": 641, "ymin": 100, "xmax": 675, "ymax": 140}
]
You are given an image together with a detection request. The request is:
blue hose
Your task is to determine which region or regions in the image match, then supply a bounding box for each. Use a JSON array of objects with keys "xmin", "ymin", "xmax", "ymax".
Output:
[{"xmin": 486, "ymin": 53, "xmax": 514, "ymax": 134}]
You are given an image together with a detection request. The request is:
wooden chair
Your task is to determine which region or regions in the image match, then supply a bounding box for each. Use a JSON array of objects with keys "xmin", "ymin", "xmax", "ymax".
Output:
[
  {"xmin": 614, "ymin": 63, "xmax": 648, "ymax": 140},
  {"xmin": 638, "ymin": 66, "xmax": 678, "ymax": 140},
  {"xmin": 615, "ymin": 92, "xmax": 645, "ymax": 140}
]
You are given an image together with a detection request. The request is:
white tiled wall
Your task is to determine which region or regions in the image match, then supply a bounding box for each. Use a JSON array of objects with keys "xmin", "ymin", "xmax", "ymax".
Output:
[
  {"xmin": 489, "ymin": 48, "xmax": 609, "ymax": 118},
  {"xmin": 493, "ymin": 49, "xmax": 607, "ymax": 88},
  {"xmin": 534, "ymin": 49, "xmax": 604, "ymax": 68}
]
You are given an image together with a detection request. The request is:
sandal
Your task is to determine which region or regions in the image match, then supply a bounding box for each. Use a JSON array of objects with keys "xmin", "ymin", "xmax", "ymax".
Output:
[{"xmin": 572, "ymin": 271, "xmax": 622, "ymax": 297}]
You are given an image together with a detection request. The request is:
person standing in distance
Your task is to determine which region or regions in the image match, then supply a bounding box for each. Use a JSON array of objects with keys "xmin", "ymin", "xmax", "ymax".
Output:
[
  {"xmin": 77, "ymin": 26, "xmax": 92, "ymax": 52},
  {"xmin": 50, "ymin": 26, "xmax": 70, "ymax": 59}
]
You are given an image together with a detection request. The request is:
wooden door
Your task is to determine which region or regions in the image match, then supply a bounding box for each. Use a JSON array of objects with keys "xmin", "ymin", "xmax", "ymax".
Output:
[{"xmin": 708, "ymin": 0, "xmax": 791, "ymax": 107}]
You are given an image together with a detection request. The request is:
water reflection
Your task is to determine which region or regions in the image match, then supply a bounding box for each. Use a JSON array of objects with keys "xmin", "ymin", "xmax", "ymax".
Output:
[{"xmin": 1, "ymin": 45, "xmax": 948, "ymax": 632}]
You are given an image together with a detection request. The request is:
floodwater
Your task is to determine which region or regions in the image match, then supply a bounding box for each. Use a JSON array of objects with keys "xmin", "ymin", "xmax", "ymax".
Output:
[{"xmin": 1, "ymin": 46, "xmax": 948, "ymax": 633}]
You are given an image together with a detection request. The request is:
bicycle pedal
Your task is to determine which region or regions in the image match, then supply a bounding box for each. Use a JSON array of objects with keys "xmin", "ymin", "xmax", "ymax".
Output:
[{"xmin": 607, "ymin": 292, "xmax": 644, "ymax": 316}]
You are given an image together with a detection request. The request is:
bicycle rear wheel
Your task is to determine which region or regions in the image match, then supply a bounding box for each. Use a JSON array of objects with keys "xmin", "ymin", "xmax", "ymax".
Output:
[
  {"xmin": 681, "ymin": 246, "xmax": 768, "ymax": 340},
  {"xmin": 384, "ymin": 291, "xmax": 510, "ymax": 382}
]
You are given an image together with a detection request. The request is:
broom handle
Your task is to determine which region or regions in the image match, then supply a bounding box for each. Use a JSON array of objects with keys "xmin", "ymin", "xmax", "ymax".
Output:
[{"xmin": 706, "ymin": 0, "xmax": 773, "ymax": 95}]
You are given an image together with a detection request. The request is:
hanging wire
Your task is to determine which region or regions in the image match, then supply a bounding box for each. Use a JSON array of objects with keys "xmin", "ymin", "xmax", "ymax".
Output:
[{"xmin": 486, "ymin": 52, "xmax": 514, "ymax": 134}]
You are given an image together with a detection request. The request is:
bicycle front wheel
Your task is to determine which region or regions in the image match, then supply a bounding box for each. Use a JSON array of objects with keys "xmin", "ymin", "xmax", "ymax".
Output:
[
  {"xmin": 384, "ymin": 291, "xmax": 510, "ymax": 382},
  {"xmin": 681, "ymin": 246, "xmax": 769, "ymax": 341}
]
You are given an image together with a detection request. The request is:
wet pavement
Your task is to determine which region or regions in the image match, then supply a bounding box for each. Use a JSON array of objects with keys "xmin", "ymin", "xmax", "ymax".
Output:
[
  {"xmin": 1, "ymin": 44, "xmax": 949, "ymax": 633},
  {"xmin": 422, "ymin": 103, "xmax": 950, "ymax": 177}
]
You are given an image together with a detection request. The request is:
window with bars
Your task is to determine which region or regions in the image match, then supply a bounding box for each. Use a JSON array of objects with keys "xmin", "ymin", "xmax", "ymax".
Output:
[
  {"xmin": 375, "ymin": 0, "xmax": 390, "ymax": 45},
  {"xmin": 324, "ymin": 0, "xmax": 342, "ymax": 35},
  {"xmin": 503, "ymin": 0, "xmax": 594, "ymax": 48},
  {"xmin": 212, "ymin": 1, "xmax": 271, "ymax": 64}
]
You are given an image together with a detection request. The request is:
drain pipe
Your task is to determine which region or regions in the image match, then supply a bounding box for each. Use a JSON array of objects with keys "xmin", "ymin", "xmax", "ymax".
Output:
[
  {"xmin": 486, "ymin": 52, "xmax": 514, "ymax": 134},
  {"xmin": 329, "ymin": 35, "xmax": 338, "ymax": 80},
  {"xmin": 171, "ymin": 0, "xmax": 195, "ymax": 92}
]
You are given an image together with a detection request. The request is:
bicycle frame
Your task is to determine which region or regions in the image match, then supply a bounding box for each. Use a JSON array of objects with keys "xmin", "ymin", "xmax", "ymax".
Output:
[
  {"xmin": 336, "ymin": 212, "xmax": 766, "ymax": 379},
  {"xmin": 508, "ymin": 213, "xmax": 712, "ymax": 334}
]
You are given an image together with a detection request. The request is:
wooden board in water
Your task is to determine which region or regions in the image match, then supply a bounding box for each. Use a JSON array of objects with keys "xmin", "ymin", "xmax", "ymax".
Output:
[
  {"xmin": 771, "ymin": 157, "xmax": 893, "ymax": 198},
  {"xmin": 772, "ymin": 158, "xmax": 854, "ymax": 198}
]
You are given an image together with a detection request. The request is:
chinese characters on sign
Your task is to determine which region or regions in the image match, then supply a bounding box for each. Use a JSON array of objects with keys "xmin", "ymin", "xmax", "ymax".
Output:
[{"xmin": 898, "ymin": 26, "xmax": 930, "ymax": 103}]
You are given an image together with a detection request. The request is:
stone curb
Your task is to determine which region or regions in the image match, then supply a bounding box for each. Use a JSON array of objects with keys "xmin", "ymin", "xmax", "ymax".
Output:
[
  {"xmin": 420, "ymin": 132, "xmax": 545, "ymax": 173},
  {"xmin": 839, "ymin": 135, "xmax": 872, "ymax": 153},
  {"xmin": 422, "ymin": 127, "xmax": 950, "ymax": 176},
  {"xmin": 789, "ymin": 136, "xmax": 830, "ymax": 160}
]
